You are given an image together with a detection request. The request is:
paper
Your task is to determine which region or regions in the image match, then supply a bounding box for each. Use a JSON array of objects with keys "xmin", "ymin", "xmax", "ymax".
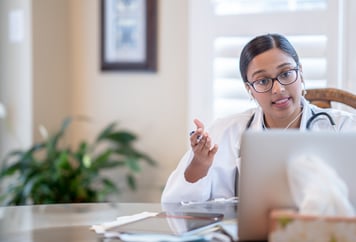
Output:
[
  {"xmin": 90, "ymin": 211, "xmax": 158, "ymax": 234},
  {"xmin": 180, "ymin": 197, "xmax": 238, "ymax": 206},
  {"xmin": 104, "ymin": 232, "xmax": 208, "ymax": 242}
]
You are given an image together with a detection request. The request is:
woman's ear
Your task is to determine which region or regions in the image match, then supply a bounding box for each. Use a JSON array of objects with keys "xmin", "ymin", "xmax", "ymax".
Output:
[
  {"xmin": 301, "ymin": 79, "xmax": 307, "ymax": 96},
  {"xmin": 245, "ymin": 84, "xmax": 254, "ymax": 100},
  {"xmin": 298, "ymin": 63, "xmax": 303, "ymax": 75}
]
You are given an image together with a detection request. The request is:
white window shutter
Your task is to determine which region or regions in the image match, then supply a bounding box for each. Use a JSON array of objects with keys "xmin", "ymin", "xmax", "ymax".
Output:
[{"xmin": 189, "ymin": 0, "xmax": 345, "ymax": 126}]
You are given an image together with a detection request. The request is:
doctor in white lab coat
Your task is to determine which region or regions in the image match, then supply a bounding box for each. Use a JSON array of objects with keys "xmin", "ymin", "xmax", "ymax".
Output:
[{"xmin": 161, "ymin": 33, "xmax": 356, "ymax": 203}]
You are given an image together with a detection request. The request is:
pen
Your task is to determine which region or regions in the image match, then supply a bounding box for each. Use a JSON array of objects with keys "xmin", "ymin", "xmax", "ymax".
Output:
[{"xmin": 189, "ymin": 131, "xmax": 202, "ymax": 142}]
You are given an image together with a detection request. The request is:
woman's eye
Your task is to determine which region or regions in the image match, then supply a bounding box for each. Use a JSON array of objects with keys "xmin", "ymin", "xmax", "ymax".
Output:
[
  {"xmin": 280, "ymin": 70, "xmax": 292, "ymax": 79},
  {"xmin": 256, "ymin": 79, "xmax": 270, "ymax": 86}
]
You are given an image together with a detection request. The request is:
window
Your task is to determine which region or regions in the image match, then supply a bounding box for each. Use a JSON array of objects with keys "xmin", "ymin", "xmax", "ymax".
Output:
[
  {"xmin": 212, "ymin": 0, "xmax": 327, "ymax": 15},
  {"xmin": 189, "ymin": 0, "xmax": 348, "ymax": 127}
]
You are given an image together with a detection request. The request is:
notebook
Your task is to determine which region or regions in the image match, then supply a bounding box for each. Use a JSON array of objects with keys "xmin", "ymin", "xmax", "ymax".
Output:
[{"xmin": 237, "ymin": 130, "xmax": 356, "ymax": 241}]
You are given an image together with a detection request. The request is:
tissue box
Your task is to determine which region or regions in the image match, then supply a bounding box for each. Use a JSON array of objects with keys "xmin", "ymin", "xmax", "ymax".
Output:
[{"xmin": 269, "ymin": 209, "xmax": 356, "ymax": 242}]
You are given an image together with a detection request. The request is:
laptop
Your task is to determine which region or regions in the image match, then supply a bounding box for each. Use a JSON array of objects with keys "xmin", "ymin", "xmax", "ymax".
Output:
[{"xmin": 237, "ymin": 130, "xmax": 356, "ymax": 241}]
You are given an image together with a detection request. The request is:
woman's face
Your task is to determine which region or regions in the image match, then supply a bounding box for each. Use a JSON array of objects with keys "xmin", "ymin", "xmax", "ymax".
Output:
[{"xmin": 246, "ymin": 48, "xmax": 303, "ymax": 126}]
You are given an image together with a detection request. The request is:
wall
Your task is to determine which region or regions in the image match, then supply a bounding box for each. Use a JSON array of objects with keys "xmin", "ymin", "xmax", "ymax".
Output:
[
  {"xmin": 0, "ymin": 0, "xmax": 189, "ymax": 202},
  {"xmin": 32, "ymin": 0, "xmax": 71, "ymax": 140},
  {"xmin": 68, "ymin": 0, "xmax": 189, "ymax": 202}
]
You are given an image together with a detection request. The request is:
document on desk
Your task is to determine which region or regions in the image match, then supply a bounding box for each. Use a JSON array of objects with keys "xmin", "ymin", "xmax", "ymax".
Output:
[
  {"xmin": 180, "ymin": 197, "xmax": 239, "ymax": 206},
  {"xmin": 91, "ymin": 211, "xmax": 232, "ymax": 242},
  {"xmin": 90, "ymin": 211, "xmax": 158, "ymax": 234}
]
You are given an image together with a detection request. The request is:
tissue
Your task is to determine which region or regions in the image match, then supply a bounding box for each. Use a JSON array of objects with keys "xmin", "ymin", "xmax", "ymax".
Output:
[{"xmin": 287, "ymin": 154, "xmax": 355, "ymax": 217}]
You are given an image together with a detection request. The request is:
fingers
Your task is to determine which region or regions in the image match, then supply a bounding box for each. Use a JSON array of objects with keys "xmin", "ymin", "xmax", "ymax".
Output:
[
  {"xmin": 210, "ymin": 144, "xmax": 218, "ymax": 155},
  {"xmin": 190, "ymin": 118, "xmax": 218, "ymax": 155},
  {"xmin": 192, "ymin": 132, "xmax": 208, "ymax": 148},
  {"xmin": 188, "ymin": 118, "xmax": 219, "ymax": 176},
  {"xmin": 190, "ymin": 130, "xmax": 202, "ymax": 146},
  {"xmin": 192, "ymin": 133, "xmax": 215, "ymax": 152},
  {"xmin": 190, "ymin": 118, "xmax": 205, "ymax": 146},
  {"xmin": 193, "ymin": 118, "xmax": 204, "ymax": 130},
  {"xmin": 201, "ymin": 135, "xmax": 212, "ymax": 150}
]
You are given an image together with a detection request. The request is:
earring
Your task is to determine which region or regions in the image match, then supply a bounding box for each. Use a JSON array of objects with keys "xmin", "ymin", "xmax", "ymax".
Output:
[{"xmin": 301, "ymin": 83, "xmax": 307, "ymax": 96}]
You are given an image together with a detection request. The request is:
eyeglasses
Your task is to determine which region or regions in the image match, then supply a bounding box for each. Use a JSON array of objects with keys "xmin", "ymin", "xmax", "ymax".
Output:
[{"xmin": 247, "ymin": 68, "xmax": 299, "ymax": 93}]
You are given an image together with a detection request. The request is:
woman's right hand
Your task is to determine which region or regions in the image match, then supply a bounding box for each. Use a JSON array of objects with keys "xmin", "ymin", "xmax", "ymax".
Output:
[{"xmin": 184, "ymin": 118, "xmax": 218, "ymax": 182}]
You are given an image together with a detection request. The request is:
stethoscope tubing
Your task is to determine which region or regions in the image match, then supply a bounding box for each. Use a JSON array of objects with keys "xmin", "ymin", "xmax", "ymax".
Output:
[
  {"xmin": 306, "ymin": 110, "xmax": 336, "ymax": 130},
  {"xmin": 245, "ymin": 109, "xmax": 336, "ymax": 130}
]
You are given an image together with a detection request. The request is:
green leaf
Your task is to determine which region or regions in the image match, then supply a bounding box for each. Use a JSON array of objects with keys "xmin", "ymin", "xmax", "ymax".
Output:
[
  {"xmin": 82, "ymin": 154, "xmax": 92, "ymax": 168},
  {"xmin": 125, "ymin": 156, "xmax": 141, "ymax": 172},
  {"xmin": 93, "ymin": 160, "xmax": 126, "ymax": 169},
  {"xmin": 126, "ymin": 174, "xmax": 137, "ymax": 190},
  {"xmin": 60, "ymin": 117, "xmax": 72, "ymax": 134},
  {"xmin": 96, "ymin": 122, "xmax": 117, "ymax": 142},
  {"xmin": 96, "ymin": 178, "xmax": 120, "ymax": 202},
  {"xmin": 1, "ymin": 149, "xmax": 25, "ymax": 166},
  {"xmin": 77, "ymin": 142, "xmax": 89, "ymax": 156},
  {"xmin": 135, "ymin": 151, "xmax": 157, "ymax": 166},
  {"xmin": 55, "ymin": 150, "xmax": 71, "ymax": 170},
  {"xmin": 23, "ymin": 174, "xmax": 44, "ymax": 199},
  {"xmin": 0, "ymin": 162, "xmax": 21, "ymax": 178},
  {"xmin": 106, "ymin": 131, "xmax": 137, "ymax": 144},
  {"xmin": 91, "ymin": 150, "xmax": 112, "ymax": 168},
  {"xmin": 46, "ymin": 118, "xmax": 72, "ymax": 158},
  {"xmin": 102, "ymin": 178, "xmax": 119, "ymax": 192}
]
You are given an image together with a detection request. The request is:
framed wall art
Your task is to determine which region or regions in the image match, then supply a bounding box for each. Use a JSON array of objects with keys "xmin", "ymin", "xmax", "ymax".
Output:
[{"xmin": 100, "ymin": 0, "xmax": 157, "ymax": 71}]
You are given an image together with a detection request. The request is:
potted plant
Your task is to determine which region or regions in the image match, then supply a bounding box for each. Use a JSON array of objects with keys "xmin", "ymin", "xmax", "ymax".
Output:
[{"xmin": 0, "ymin": 117, "xmax": 157, "ymax": 205}]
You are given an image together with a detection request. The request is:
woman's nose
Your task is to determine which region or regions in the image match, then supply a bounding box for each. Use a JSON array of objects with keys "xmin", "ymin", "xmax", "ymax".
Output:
[{"xmin": 271, "ymin": 79, "xmax": 285, "ymax": 94}]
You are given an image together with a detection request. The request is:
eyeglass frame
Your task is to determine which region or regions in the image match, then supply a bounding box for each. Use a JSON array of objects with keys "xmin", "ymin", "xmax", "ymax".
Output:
[{"xmin": 246, "ymin": 67, "xmax": 300, "ymax": 93}]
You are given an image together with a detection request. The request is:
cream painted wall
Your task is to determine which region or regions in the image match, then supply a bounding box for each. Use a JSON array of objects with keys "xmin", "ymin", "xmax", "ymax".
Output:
[
  {"xmin": 67, "ymin": 0, "xmax": 189, "ymax": 202},
  {"xmin": 0, "ymin": 0, "xmax": 189, "ymax": 202},
  {"xmin": 32, "ymin": 0, "xmax": 71, "ymax": 140}
]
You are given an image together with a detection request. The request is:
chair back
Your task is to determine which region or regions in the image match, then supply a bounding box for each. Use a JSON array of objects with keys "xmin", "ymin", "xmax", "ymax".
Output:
[{"xmin": 304, "ymin": 87, "xmax": 356, "ymax": 109}]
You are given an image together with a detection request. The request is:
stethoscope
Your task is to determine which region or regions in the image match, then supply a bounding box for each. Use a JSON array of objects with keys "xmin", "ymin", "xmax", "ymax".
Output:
[
  {"xmin": 306, "ymin": 110, "xmax": 336, "ymax": 130},
  {"xmin": 245, "ymin": 109, "xmax": 336, "ymax": 130},
  {"xmin": 234, "ymin": 108, "xmax": 336, "ymax": 196}
]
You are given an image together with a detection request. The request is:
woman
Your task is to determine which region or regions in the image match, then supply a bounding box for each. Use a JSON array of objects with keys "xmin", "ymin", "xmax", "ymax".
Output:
[{"xmin": 161, "ymin": 33, "xmax": 356, "ymax": 203}]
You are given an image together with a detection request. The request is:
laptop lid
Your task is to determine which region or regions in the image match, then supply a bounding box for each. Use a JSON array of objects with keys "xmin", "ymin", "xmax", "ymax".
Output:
[{"xmin": 237, "ymin": 130, "xmax": 356, "ymax": 241}]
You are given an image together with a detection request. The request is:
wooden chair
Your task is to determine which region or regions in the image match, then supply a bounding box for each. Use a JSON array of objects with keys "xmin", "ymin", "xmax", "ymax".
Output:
[{"xmin": 304, "ymin": 87, "xmax": 356, "ymax": 109}]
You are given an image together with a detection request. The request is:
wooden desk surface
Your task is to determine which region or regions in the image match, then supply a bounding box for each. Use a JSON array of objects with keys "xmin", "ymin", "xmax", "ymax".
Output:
[{"xmin": 0, "ymin": 202, "xmax": 239, "ymax": 242}]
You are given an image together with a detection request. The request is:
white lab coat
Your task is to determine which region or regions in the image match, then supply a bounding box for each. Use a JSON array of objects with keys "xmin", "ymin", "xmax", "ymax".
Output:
[{"xmin": 161, "ymin": 98, "xmax": 356, "ymax": 203}]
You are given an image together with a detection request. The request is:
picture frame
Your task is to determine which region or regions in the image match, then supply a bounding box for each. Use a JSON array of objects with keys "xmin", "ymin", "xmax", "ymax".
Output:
[{"xmin": 100, "ymin": 0, "xmax": 157, "ymax": 71}]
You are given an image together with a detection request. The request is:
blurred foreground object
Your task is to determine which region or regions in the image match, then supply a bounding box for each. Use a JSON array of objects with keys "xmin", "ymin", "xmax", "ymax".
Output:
[{"xmin": 269, "ymin": 209, "xmax": 356, "ymax": 242}]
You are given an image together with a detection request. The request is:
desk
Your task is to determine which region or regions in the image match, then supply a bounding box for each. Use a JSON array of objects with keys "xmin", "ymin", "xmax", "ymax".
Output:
[{"xmin": 0, "ymin": 202, "xmax": 239, "ymax": 242}]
